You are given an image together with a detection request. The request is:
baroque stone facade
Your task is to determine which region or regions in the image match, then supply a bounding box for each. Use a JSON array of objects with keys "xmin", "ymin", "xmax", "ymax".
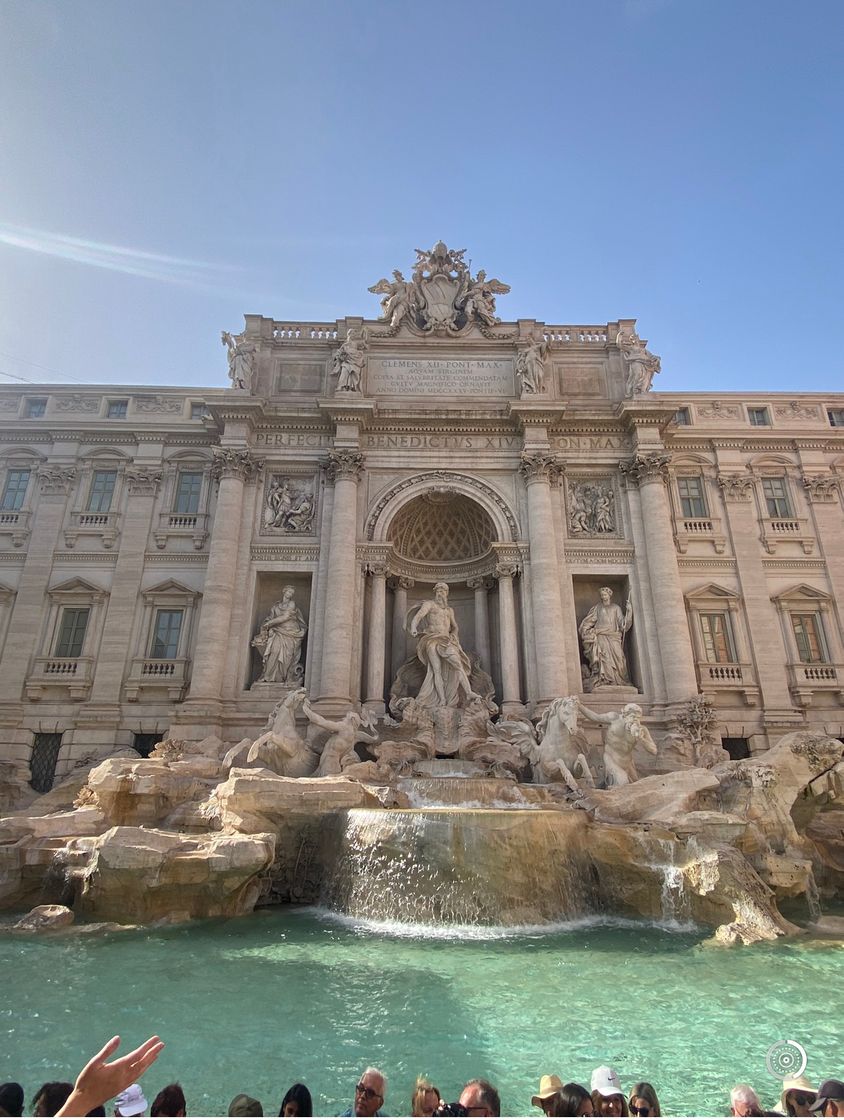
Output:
[{"xmin": 1, "ymin": 241, "xmax": 843, "ymax": 787}]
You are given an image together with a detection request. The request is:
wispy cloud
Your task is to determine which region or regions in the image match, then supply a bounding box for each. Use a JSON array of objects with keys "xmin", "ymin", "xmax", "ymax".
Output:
[{"xmin": 0, "ymin": 222, "xmax": 242, "ymax": 288}]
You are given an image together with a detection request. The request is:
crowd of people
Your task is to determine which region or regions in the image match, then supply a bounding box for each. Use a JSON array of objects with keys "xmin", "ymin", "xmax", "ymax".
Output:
[{"xmin": 1, "ymin": 1041, "xmax": 842, "ymax": 1119}]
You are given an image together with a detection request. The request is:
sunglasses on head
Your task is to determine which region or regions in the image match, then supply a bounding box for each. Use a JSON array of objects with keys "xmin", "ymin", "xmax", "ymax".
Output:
[{"xmin": 356, "ymin": 1085, "xmax": 382, "ymax": 1101}]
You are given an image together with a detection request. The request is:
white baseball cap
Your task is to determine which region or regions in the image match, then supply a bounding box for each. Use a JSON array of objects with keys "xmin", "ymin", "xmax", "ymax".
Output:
[{"xmin": 591, "ymin": 1067, "xmax": 623, "ymax": 1098}]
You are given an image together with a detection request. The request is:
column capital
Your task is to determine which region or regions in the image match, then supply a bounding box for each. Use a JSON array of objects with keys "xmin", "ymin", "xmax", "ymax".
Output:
[
  {"xmin": 519, "ymin": 452, "xmax": 557, "ymax": 482},
  {"xmin": 802, "ymin": 473, "xmax": 839, "ymax": 503},
  {"xmin": 467, "ymin": 576, "xmax": 495, "ymax": 591},
  {"xmin": 494, "ymin": 561, "xmax": 520, "ymax": 580},
  {"xmin": 388, "ymin": 575, "xmax": 415, "ymax": 591},
  {"xmin": 125, "ymin": 468, "xmax": 162, "ymax": 496},
  {"xmin": 363, "ymin": 560, "xmax": 388, "ymax": 578},
  {"xmin": 619, "ymin": 451, "xmax": 670, "ymax": 487},
  {"xmin": 211, "ymin": 447, "xmax": 263, "ymax": 481},
  {"xmin": 327, "ymin": 448, "xmax": 365, "ymax": 482},
  {"xmin": 718, "ymin": 473, "xmax": 754, "ymax": 502},
  {"xmin": 37, "ymin": 465, "xmax": 76, "ymax": 496}
]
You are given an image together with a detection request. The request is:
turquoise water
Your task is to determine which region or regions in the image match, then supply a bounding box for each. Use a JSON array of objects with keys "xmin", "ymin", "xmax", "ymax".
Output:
[{"xmin": 0, "ymin": 908, "xmax": 841, "ymax": 1117}]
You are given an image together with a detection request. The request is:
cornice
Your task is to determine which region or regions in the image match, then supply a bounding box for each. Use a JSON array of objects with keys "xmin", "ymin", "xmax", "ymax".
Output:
[
  {"xmin": 677, "ymin": 558, "xmax": 738, "ymax": 570},
  {"xmin": 250, "ymin": 545, "xmax": 320, "ymax": 562},
  {"xmin": 761, "ymin": 558, "xmax": 827, "ymax": 572},
  {"xmin": 143, "ymin": 552, "xmax": 210, "ymax": 563},
  {"xmin": 52, "ymin": 552, "xmax": 116, "ymax": 563},
  {"xmin": 564, "ymin": 546, "xmax": 635, "ymax": 563}
]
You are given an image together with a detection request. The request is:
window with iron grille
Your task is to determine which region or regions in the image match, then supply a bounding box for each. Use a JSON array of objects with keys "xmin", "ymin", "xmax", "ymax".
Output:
[
  {"xmin": 30, "ymin": 732, "xmax": 63, "ymax": 793},
  {"xmin": 791, "ymin": 613, "xmax": 828, "ymax": 663},
  {"xmin": 54, "ymin": 607, "xmax": 90, "ymax": 658},
  {"xmin": 762, "ymin": 477, "xmax": 792, "ymax": 518},
  {"xmin": 173, "ymin": 471, "xmax": 202, "ymax": 514},
  {"xmin": 678, "ymin": 476, "xmax": 708, "ymax": 518},
  {"xmin": 0, "ymin": 469, "xmax": 30, "ymax": 511},
  {"xmin": 133, "ymin": 733, "xmax": 159, "ymax": 758},
  {"xmin": 107, "ymin": 400, "xmax": 128, "ymax": 419},
  {"xmin": 699, "ymin": 612, "xmax": 736, "ymax": 663},
  {"xmin": 150, "ymin": 609, "xmax": 183, "ymax": 659},
  {"xmin": 86, "ymin": 469, "xmax": 117, "ymax": 513},
  {"xmin": 748, "ymin": 406, "xmax": 770, "ymax": 426}
]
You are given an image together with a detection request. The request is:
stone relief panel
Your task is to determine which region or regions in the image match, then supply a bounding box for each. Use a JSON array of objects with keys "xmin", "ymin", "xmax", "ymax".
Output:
[
  {"xmin": 261, "ymin": 475, "xmax": 317, "ymax": 535},
  {"xmin": 276, "ymin": 361, "xmax": 325, "ymax": 395},
  {"xmin": 555, "ymin": 365, "xmax": 608, "ymax": 398},
  {"xmin": 566, "ymin": 478, "xmax": 618, "ymax": 536}
]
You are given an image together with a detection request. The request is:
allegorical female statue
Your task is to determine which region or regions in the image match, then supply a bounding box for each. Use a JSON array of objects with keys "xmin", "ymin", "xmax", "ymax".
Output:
[
  {"xmin": 579, "ymin": 587, "xmax": 633, "ymax": 688},
  {"xmin": 252, "ymin": 586, "xmax": 307, "ymax": 684}
]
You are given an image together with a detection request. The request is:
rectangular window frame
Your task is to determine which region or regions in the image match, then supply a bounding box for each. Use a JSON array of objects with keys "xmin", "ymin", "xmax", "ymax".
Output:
[
  {"xmin": 106, "ymin": 399, "xmax": 128, "ymax": 419},
  {"xmin": 24, "ymin": 398, "xmax": 47, "ymax": 419},
  {"xmin": 86, "ymin": 469, "xmax": 118, "ymax": 513},
  {"xmin": 699, "ymin": 611, "xmax": 736, "ymax": 663},
  {"xmin": 677, "ymin": 475, "xmax": 708, "ymax": 519},
  {"xmin": 828, "ymin": 408, "xmax": 844, "ymax": 428},
  {"xmin": 762, "ymin": 476, "xmax": 793, "ymax": 518},
  {"xmin": 674, "ymin": 407, "xmax": 691, "ymax": 426},
  {"xmin": 748, "ymin": 406, "xmax": 771, "ymax": 427},
  {"xmin": 54, "ymin": 606, "xmax": 90, "ymax": 658},
  {"xmin": 173, "ymin": 471, "xmax": 203, "ymax": 515},
  {"xmin": 149, "ymin": 608, "xmax": 184, "ymax": 660},
  {"xmin": 1, "ymin": 468, "xmax": 31, "ymax": 511},
  {"xmin": 190, "ymin": 402, "xmax": 207, "ymax": 421},
  {"xmin": 790, "ymin": 612, "xmax": 828, "ymax": 664}
]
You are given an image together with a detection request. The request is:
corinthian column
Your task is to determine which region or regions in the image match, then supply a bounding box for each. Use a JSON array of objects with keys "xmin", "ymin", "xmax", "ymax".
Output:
[
  {"xmin": 317, "ymin": 449, "xmax": 364, "ymax": 709},
  {"xmin": 388, "ymin": 575, "xmax": 413, "ymax": 681},
  {"xmin": 520, "ymin": 452, "xmax": 567, "ymax": 704},
  {"xmin": 619, "ymin": 452, "xmax": 697, "ymax": 702},
  {"xmin": 467, "ymin": 576, "xmax": 493, "ymax": 672},
  {"xmin": 364, "ymin": 560, "xmax": 388, "ymax": 713},
  {"xmin": 186, "ymin": 448, "xmax": 262, "ymax": 705},
  {"xmin": 495, "ymin": 560, "xmax": 522, "ymax": 714}
]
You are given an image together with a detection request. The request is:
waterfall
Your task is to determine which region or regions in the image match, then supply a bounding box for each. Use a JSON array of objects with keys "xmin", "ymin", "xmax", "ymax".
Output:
[
  {"xmin": 320, "ymin": 807, "xmax": 594, "ymax": 928},
  {"xmin": 805, "ymin": 868, "xmax": 822, "ymax": 924}
]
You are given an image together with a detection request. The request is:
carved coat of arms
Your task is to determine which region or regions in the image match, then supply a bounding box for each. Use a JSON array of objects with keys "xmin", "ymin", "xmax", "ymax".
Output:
[{"xmin": 368, "ymin": 241, "xmax": 510, "ymax": 336}]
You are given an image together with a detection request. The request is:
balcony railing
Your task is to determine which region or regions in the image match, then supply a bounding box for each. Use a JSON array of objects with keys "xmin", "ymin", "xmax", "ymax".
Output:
[
  {"xmin": 695, "ymin": 660, "xmax": 759, "ymax": 704},
  {"xmin": 0, "ymin": 508, "xmax": 31, "ymax": 547},
  {"xmin": 761, "ymin": 516, "xmax": 815, "ymax": 555},
  {"xmin": 26, "ymin": 656, "xmax": 95, "ymax": 700},
  {"xmin": 64, "ymin": 510, "xmax": 120, "ymax": 549},
  {"xmin": 154, "ymin": 511, "xmax": 209, "ymax": 550},
  {"xmin": 674, "ymin": 514, "xmax": 727, "ymax": 554},
  {"xmin": 125, "ymin": 656, "xmax": 190, "ymax": 701},
  {"xmin": 787, "ymin": 661, "xmax": 843, "ymax": 707}
]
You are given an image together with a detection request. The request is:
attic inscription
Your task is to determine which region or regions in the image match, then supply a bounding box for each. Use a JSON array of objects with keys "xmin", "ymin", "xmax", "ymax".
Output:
[{"xmin": 368, "ymin": 357, "xmax": 515, "ymax": 396}]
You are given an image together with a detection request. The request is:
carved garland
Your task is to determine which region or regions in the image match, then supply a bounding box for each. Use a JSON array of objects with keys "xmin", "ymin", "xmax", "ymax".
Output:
[
  {"xmin": 802, "ymin": 474, "xmax": 840, "ymax": 503},
  {"xmin": 365, "ymin": 470, "xmax": 519, "ymax": 542},
  {"xmin": 37, "ymin": 466, "xmax": 77, "ymax": 495}
]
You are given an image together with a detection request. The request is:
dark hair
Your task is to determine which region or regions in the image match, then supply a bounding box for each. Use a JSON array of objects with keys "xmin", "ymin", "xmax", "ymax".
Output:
[
  {"xmin": 591, "ymin": 1091, "xmax": 628, "ymax": 1117},
  {"xmin": 551, "ymin": 1084, "xmax": 592, "ymax": 1117},
  {"xmin": 463, "ymin": 1080, "xmax": 500, "ymax": 1117},
  {"xmin": 628, "ymin": 1083, "xmax": 660, "ymax": 1117},
  {"xmin": 0, "ymin": 1083, "xmax": 25, "ymax": 1117},
  {"xmin": 151, "ymin": 1083, "xmax": 187, "ymax": 1116},
  {"xmin": 32, "ymin": 1083, "xmax": 73, "ymax": 1117},
  {"xmin": 86, "ymin": 1108, "xmax": 106, "ymax": 1117},
  {"xmin": 279, "ymin": 1084, "xmax": 312, "ymax": 1117}
]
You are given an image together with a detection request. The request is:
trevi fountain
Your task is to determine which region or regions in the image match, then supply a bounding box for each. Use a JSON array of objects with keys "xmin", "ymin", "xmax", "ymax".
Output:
[{"xmin": 0, "ymin": 244, "xmax": 842, "ymax": 1114}]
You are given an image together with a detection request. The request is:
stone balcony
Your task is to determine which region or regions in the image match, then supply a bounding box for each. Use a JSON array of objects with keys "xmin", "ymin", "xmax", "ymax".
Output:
[
  {"xmin": 63, "ymin": 510, "xmax": 121, "ymax": 549},
  {"xmin": 25, "ymin": 656, "xmax": 95, "ymax": 701},
  {"xmin": 787, "ymin": 661, "xmax": 844, "ymax": 707},
  {"xmin": 696, "ymin": 660, "xmax": 759, "ymax": 705},
  {"xmin": 0, "ymin": 509, "xmax": 31, "ymax": 547},
  {"xmin": 674, "ymin": 515, "xmax": 727, "ymax": 554},
  {"xmin": 125, "ymin": 657, "xmax": 191, "ymax": 701},
  {"xmin": 153, "ymin": 511, "xmax": 209, "ymax": 550},
  {"xmin": 760, "ymin": 516, "xmax": 815, "ymax": 555}
]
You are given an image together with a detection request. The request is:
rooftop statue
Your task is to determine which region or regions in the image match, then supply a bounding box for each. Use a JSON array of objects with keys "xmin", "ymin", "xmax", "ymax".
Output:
[
  {"xmin": 369, "ymin": 241, "xmax": 510, "ymax": 335},
  {"xmin": 331, "ymin": 328, "xmax": 367, "ymax": 393},
  {"xmin": 516, "ymin": 336, "xmax": 549, "ymax": 395},
  {"xmin": 617, "ymin": 328, "xmax": 661, "ymax": 395},
  {"xmin": 221, "ymin": 330, "xmax": 256, "ymax": 391}
]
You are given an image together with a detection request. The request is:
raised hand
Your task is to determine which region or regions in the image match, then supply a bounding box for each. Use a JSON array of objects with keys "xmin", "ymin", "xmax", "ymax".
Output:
[{"xmin": 56, "ymin": 1035, "xmax": 165, "ymax": 1117}]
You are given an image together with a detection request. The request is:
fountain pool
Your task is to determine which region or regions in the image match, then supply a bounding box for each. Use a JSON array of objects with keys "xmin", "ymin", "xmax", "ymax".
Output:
[{"xmin": 1, "ymin": 908, "xmax": 840, "ymax": 1117}]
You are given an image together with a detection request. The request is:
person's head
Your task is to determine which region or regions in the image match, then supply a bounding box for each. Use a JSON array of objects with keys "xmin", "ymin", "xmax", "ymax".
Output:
[
  {"xmin": 32, "ymin": 1083, "xmax": 74, "ymax": 1117},
  {"xmin": 532, "ymin": 1076, "xmax": 564, "ymax": 1116},
  {"xmin": 780, "ymin": 1078, "xmax": 817, "ymax": 1117},
  {"xmin": 150, "ymin": 1084, "xmax": 186, "ymax": 1117},
  {"xmin": 590, "ymin": 1069, "xmax": 627, "ymax": 1117},
  {"xmin": 730, "ymin": 1085, "xmax": 762, "ymax": 1117},
  {"xmin": 550, "ymin": 1084, "xmax": 594, "ymax": 1117},
  {"xmin": 459, "ymin": 1080, "xmax": 500, "ymax": 1118},
  {"xmin": 628, "ymin": 1084, "xmax": 660, "ymax": 1118},
  {"xmin": 810, "ymin": 1081, "xmax": 844, "ymax": 1117},
  {"xmin": 600, "ymin": 587, "xmax": 613, "ymax": 604},
  {"xmin": 0, "ymin": 1083, "xmax": 24, "ymax": 1117},
  {"xmin": 114, "ymin": 1084, "xmax": 148, "ymax": 1117},
  {"xmin": 434, "ymin": 582, "xmax": 449, "ymax": 605},
  {"xmin": 354, "ymin": 1069, "xmax": 386, "ymax": 1118},
  {"xmin": 228, "ymin": 1096, "xmax": 263, "ymax": 1117},
  {"xmin": 411, "ymin": 1079, "xmax": 441, "ymax": 1117},
  {"xmin": 281, "ymin": 586, "xmax": 294, "ymax": 602},
  {"xmin": 279, "ymin": 1084, "xmax": 312, "ymax": 1118}
]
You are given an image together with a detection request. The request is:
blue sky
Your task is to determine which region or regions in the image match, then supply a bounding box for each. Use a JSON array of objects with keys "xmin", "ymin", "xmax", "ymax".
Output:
[{"xmin": 1, "ymin": 0, "xmax": 842, "ymax": 393}]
